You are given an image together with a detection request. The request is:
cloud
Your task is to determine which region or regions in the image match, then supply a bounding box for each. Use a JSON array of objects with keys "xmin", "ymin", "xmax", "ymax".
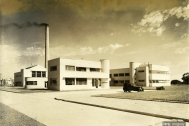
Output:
[
  {"xmin": 175, "ymin": 23, "xmax": 180, "ymax": 27},
  {"xmin": 50, "ymin": 43, "xmax": 128, "ymax": 57},
  {"xmin": 175, "ymin": 47, "xmax": 189, "ymax": 54},
  {"xmin": 167, "ymin": 4, "xmax": 189, "ymax": 20},
  {"xmin": 132, "ymin": 4, "xmax": 189, "ymax": 36},
  {"xmin": 22, "ymin": 46, "xmax": 44, "ymax": 57},
  {"xmin": 0, "ymin": 45, "xmax": 21, "ymax": 64},
  {"xmin": 80, "ymin": 46, "xmax": 96, "ymax": 55},
  {"xmin": 0, "ymin": 45, "xmax": 22, "ymax": 78},
  {"xmin": 96, "ymin": 43, "xmax": 124, "ymax": 54}
]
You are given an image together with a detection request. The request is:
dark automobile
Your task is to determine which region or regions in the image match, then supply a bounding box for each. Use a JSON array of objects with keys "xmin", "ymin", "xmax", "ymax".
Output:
[
  {"xmin": 156, "ymin": 86, "xmax": 165, "ymax": 90},
  {"xmin": 123, "ymin": 83, "xmax": 144, "ymax": 92}
]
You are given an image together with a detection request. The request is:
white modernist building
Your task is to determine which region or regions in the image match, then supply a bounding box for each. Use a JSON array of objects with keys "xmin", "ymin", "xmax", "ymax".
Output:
[
  {"xmin": 48, "ymin": 58, "xmax": 110, "ymax": 91},
  {"xmin": 110, "ymin": 62, "xmax": 170, "ymax": 87},
  {"xmin": 14, "ymin": 65, "xmax": 48, "ymax": 89}
]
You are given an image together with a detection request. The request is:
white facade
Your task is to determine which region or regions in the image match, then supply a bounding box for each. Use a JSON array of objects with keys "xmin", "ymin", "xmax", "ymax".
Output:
[
  {"xmin": 48, "ymin": 58, "xmax": 110, "ymax": 91},
  {"xmin": 14, "ymin": 65, "xmax": 48, "ymax": 89},
  {"xmin": 110, "ymin": 62, "xmax": 170, "ymax": 87}
]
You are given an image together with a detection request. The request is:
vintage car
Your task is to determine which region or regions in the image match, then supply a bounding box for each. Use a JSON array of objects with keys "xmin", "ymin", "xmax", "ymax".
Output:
[
  {"xmin": 156, "ymin": 86, "xmax": 165, "ymax": 90},
  {"xmin": 123, "ymin": 83, "xmax": 144, "ymax": 92}
]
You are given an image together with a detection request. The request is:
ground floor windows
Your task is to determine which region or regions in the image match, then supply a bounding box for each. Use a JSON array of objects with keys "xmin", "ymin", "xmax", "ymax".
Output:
[
  {"xmin": 114, "ymin": 80, "xmax": 118, "ymax": 83},
  {"xmin": 15, "ymin": 82, "xmax": 22, "ymax": 86},
  {"xmin": 139, "ymin": 80, "xmax": 145, "ymax": 82},
  {"xmin": 65, "ymin": 78, "xmax": 75, "ymax": 85},
  {"xmin": 125, "ymin": 80, "xmax": 130, "ymax": 83},
  {"xmin": 50, "ymin": 78, "xmax": 57, "ymax": 85},
  {"xmin": 76, "ymin": 78, "xmax": 87, "ymax": 85},
  {"xmin": 26, "ymin": 81, "xmax": 37, "ymax": 85},
  {"xmin": 119, "ymin": 80, "xmax": 124, "ymax": 83},
  {"xmin": 150, "ymin": 80, "xmax": 169, "ymax": 83}
]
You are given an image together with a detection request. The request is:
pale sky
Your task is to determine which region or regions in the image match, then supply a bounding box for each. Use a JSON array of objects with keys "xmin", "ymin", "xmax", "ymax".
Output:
[{"xmin": 0, "ymin": 0, "xmax": 189, "ymax": 81}]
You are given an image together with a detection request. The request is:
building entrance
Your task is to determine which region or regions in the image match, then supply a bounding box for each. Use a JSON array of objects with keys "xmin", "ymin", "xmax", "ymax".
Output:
[{"xmin": 92, "ymin": 78, "xmax": 101, "ymax": 88}]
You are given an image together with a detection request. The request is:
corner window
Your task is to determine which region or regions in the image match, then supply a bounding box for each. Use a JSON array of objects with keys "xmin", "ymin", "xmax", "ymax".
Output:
[{"xmin": 50, "ymin": 66, "xmax": 57, "ymax": 71}]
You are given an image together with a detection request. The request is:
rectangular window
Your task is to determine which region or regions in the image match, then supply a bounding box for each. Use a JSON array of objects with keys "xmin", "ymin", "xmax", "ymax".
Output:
[
  {"xmin": 114, "ymin": 80, "xmax": 118, "ymax": 83},
  {"xmin": 50, "ymin": 66, "xmax": 57, "ymax": 71},
  {"xmin": 37, "ymin": 71, "xmax": 41, "ymax": 77},
  {"xmin": 76, "ymin": 78, "xmax": 87, "ymax": 85},
  {"xmin": 119, "ymin": 73, "xmax": 124, "ymax": 76},
  {"xmin": 32, "ymin": 71, "xmax": 36, "ymax": 77},
  {"xmin": 138, "ymin": 70, "xmax": 145, "ymax": 72},
  {"xmin": 42, "ymin": 72, "xmax": 46, "ymax": 77},
  {"xmin": 65, "ymin": 65, "xmax": 75, "ymax": 71},
  {"xmin": 90, "ymin": 68, "xmax": 100, "ymax": 72},
  {"xmin": 114, "ymin": 74, "xmax": 118, "ymax": 77},
  {"xmin": 139, "ymin": 80, "xmax": 145, "ymax": 82},
  {"xmin": 119, "ymin": 80, "xmax": 124, "ymax": 83},
  {"xmin": 65, "ymin": 78, "xmax": 75, "ymax": 85},
  {"xmin": 76, "ymin": 67, "xmax": 86, "ymax": 72},
  {"xmin": 125, "ymin": 73, "xmax": 130, "ymax": 76},
  {"xmin": 110, "ymin": 74, "xmax": 112, "ymax": 78},
  {"xmin": 15, "ymin": 82, "xmax": 22, "ymax": 86},
  {"xmin": 125, "ymin": 80, "xmax": 130, "ymax": 83},
  {"xmin": 50, "ymin": 78, "xmax": 57, "ymax": 85},
  {"xmin": 149, "ymin": 70, "xmax": 169, "ymax": 74},
  {"xmin": 26, "ymin": 81, "xmax": 37, "ymax": 85}
]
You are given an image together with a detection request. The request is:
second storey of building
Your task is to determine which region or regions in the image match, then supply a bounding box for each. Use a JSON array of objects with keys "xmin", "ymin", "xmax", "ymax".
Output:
[{"xmin": 48, "ymin": 58, "xmax": 109, "ymax": 79}]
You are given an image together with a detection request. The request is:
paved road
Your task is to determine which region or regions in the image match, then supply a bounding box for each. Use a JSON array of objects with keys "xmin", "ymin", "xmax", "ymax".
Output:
[
  {"xmin": 0, "ymin": 90, "xmax": 184, "ymax": 126},
  {"xmin": 0, "ymin": 102, "xmax": 45, "ymax": 126}
]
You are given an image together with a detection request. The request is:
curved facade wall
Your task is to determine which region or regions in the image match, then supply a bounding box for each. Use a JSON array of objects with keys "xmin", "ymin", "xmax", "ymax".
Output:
[
  {"xmin": 100, "ymin": 59, "xmax": 110, "ymax": 89},
  {"xmin": 129, "ymin": 62, "xmax": 141, "ymax": 84}
]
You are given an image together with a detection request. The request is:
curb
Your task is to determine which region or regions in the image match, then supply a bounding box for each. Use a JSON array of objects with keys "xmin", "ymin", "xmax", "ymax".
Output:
[{"xmin": 54, "ymin": 98, "xmax": 189, "ymax": 122}]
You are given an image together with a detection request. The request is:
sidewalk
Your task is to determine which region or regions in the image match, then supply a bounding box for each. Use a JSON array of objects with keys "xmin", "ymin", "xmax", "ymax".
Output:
[{"xmin": 54, "ymin": 89, "xmax": 189, "ymax": 122}]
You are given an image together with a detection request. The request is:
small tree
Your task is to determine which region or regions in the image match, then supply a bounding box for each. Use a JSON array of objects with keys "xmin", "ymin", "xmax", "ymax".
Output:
[{"xmin": 181, "ymin": 72, "xmax": 189, "ymax": 84}]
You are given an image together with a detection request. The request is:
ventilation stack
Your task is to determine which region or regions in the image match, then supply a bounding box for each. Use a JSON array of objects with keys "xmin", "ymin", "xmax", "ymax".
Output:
[{"xmin": 45, "ymin": 24, "xmax": 49, "ymax": 69}]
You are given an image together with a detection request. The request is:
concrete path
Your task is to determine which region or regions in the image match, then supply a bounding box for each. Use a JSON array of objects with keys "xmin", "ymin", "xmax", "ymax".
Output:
[
  {"xmin": 0, "ymin": 88, "xmax": 188, "ymax": 126},
  {"xmin": 54, "ymin": 89, "xmax": 189, "ymax": 121},
  {"xmin": 0, "ymin": 90, "xmax": 174, "ymax": 126},
  {"xmin": 0, "ymin": 102, "xmax": 45, "ymax": 126}
]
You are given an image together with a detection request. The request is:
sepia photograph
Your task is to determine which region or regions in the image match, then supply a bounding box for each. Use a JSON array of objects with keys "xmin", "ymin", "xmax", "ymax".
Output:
[{"xmin": 0, "ymin": 0, "xmax": 189, "ymax": 126}]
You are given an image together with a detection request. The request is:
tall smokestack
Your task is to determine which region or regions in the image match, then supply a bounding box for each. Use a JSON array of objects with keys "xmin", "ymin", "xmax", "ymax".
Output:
[{"xmin": 44, "ymin": 24, "xmax": 49, "ymax": 69}]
